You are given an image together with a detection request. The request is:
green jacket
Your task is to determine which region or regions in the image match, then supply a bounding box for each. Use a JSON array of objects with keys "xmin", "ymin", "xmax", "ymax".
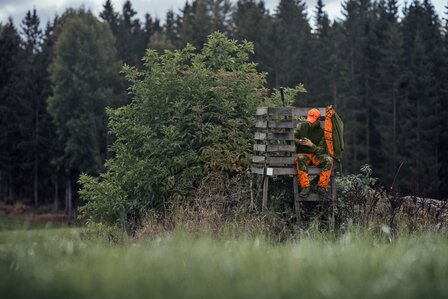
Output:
[
  {"xmin": 294, "ymin": 122, "xmax": 327, "ymax": 155},
  {"xmin": 331, "ymin": 112, "xmax": 344, "ymax": 162}
]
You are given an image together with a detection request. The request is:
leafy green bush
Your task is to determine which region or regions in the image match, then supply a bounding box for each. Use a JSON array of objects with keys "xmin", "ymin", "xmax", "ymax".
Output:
[{"xmin": 79, "ymin": 33, "xmax": 267, "ymax": 229}]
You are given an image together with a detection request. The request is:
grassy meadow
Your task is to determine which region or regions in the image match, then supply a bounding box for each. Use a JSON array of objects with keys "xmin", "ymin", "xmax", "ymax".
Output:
[{"xmin": 1, "ymin": 216, "xmax": 448, "ymax": 299}]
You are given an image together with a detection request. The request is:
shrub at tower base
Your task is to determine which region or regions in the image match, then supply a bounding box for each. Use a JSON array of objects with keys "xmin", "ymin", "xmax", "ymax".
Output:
[{"xmin": 79, "ymin": 33, "xmax": 267, "ymax": 230}]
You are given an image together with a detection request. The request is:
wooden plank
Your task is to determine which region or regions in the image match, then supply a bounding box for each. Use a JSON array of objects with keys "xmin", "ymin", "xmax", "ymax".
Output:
[
  {"xmin": 269, "ymin": 132, "xmax": 295, "ymax": 140},
  {"xmin": 255, "ymin": 120, "xmax": 297, "ymax": 129},
  {"xmin": 253, "ymin": 144, "xmax": 296, "ymax": 152},
  {"xmin": 252, "ymin": 165, "xmax": 322, "ymax": 175},
  {"xmin": 252, "ymin": 166, "xmax": 296, "ymax": 175},
  {"xmin": 254, "ymin": 132, "xmax": 295, "ymax": 141},
  {"xmin": 256, "ymin": 107, "xmax": 326, "ymax": 117},
  {"xmin": 252, "ymin": 156, "xmax": 266, "ymax": 163},
  {"xmin": 255, "ymin": 120, "xmax": 268, "ymax": 128},
  {"xmin": 251, "ymin": 166, "xmax": 264, "ymax": 175},
  {"xmin": 252, "ymin": 156, "xmax": 295, "ymax": 165},
  {"xmin": 292, "ymin": 107, "xmax": 326, "ymax": 117},
  {"xmin": 271, "ymin": 168, "xmax": 297, "ymax": 175},
  {"xmin": 256, "ymin": 107, "xmax": 268, "ymax": 116},
  {"xmin": 253, "ymin": 144, "xmax": 266, "ymax": 152},
  {"xmin": 268, "ymin": 120, "xmax": 297, "ymax": 128},
  {"xmin": 268, "ymin": 157, "xmax": 295, "ymax": 165},
  {"xmin": 254, "ymin": 132, "xmax": 267, "ymax": 140}
]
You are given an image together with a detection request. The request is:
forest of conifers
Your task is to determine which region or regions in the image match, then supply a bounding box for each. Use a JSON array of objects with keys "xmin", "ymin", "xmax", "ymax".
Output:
[{"xmin": 1, "ymin": 0, "xmax": 447, "ymax": 211}]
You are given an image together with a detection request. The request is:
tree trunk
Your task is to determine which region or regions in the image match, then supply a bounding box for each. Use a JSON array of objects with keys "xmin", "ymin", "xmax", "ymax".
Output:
[
  {"xmin": 34, "ymin": 109, "xmax": 39, "ymax": 207},
  {"xmin": 54, "ymin": 181, "xmax": 59, "ymax": 212},
  {"xmin": 65, "ymin": 175, "xmax": 72, "ymax": 216}
]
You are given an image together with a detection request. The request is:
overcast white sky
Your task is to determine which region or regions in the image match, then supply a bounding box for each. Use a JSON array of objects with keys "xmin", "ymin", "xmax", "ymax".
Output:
[{"xmin": 0, "ymin": 0, "xmax": 446, "ymax": 28}]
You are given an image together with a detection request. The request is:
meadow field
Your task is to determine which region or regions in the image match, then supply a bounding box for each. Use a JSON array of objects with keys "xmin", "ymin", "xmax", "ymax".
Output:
[{"xmin": 1, "ymin": 216, "xmax": 448, "ymax": 299}]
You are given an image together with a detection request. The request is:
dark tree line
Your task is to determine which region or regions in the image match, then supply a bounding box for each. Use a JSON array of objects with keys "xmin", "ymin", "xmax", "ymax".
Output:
[{"xmin": 1, "ymin": 0, "xmax": 448, "ymax": 212}]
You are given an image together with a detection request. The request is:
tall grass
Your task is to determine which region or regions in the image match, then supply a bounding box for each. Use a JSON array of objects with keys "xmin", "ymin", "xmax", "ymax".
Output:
[{"xmin": 1, "ymin": 218, "xmax": 448, "ymax": 299}]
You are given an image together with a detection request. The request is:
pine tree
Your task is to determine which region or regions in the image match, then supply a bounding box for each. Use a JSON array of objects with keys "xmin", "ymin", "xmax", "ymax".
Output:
[
  {"xmin": 400, "ymin": 0, "xmax": 443, "ymax": 196},
  {"xmin": 306, "ymin": 0, "xmax": 334, "ymax": 106},
  {"xmin": 314, "ymin": 0, "xmax": 330, "ymax": 38},
  {"xmin": 115, "ymin": 0, "xmax": 145, "ymax": 66},
  {"xmin": 164, "ymin": 10, "xmax": 177, "ymax": 44},
  {"xmin": 48, "ymin": 9, "xmax": 121, "ymax": 214},
  {"xmin": 99, "ymin": 0, "xmax": 119, "ymax": 36},
  {"xmin": 143, "ymin": 13, "xmax": 162, "ymax": 48},
  {"xmin": 178, "ymin": 0, "xmax": 213, "ymax": 48},
  {"xmin": 16, "ymin": 9, "xmax": 51, "ymax": 206},
  {"xmin": 232, "ymin": 0, "xmax": 275, "ymax": 86},
  {"xmin": 272, "ymin": 0, "xmax": 312, "ymax": 90},
  {"xmin": 209, "ymin": 0, "xmax": 232, "ymax": 34},
  {"xmin": 337, "ymin": 0, "xmax": 379, "ymax": 173},
  {"xmin": 37, "ymin": 17, "xmax": 64, "ymax": 210},
  {"xmin": 371, "ymin": 0, "xmax": 405, "ymax": 187},
  {"xmin": 440, "ymin": 4, "xmax": 448, "ymax": 198},
  {"xmin": 0, "ymin": 19, "xmax": 23, "ymax": 202}
]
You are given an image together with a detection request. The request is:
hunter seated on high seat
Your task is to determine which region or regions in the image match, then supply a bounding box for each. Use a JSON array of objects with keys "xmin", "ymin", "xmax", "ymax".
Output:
[{"xmin": 294, "ymin": 108, "xmax": 333, "ymax": 198}]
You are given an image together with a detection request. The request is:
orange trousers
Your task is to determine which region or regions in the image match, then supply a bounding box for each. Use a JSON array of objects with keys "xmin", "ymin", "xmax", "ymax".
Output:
[{"xmin": 295, "ymin": 153, "xmax": 333, "ymax": 189}]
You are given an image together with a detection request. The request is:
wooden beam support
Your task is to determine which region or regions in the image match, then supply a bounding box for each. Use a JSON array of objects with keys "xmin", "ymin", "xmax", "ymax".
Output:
[{"xmin": 253, "ymin": 144, "xmax": 296, "ymax": 152}]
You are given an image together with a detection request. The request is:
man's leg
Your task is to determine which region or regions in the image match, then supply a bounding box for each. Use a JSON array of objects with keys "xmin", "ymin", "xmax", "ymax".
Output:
[
  {"xmin": 309, "ymin": 154, "xmax": 333, "ymax": 189},
  {"xmin": 295, "ymin": 154, "xmax": 311, "ymax": 189}
]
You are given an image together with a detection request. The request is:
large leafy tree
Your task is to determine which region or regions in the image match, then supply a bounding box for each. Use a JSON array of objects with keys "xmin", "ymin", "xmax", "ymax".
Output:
[
  {"xmin": 48, "ymin": 9, "xmax": 121, "ymax": 214},
  {"xmin": 79, "ymin": 33, "xmax": 266, "ymax": 228}
]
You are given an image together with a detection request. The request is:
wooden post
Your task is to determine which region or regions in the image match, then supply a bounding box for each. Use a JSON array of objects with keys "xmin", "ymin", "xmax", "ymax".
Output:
[
  {"xmin": 262, "ymin": 175, "xmax": 269, "ymax": 211},
  {"xmin": 293, "ymin": 176, "xmax": 301, "ymax": 223}
]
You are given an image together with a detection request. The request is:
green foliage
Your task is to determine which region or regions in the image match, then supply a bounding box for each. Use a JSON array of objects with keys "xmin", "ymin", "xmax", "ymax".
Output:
[
  {"xmin": 263, "ymin": 84, "xmax": 307, "ymax": 107},
  {"xmin": 335, "ymin": 164, "xmax": 448, "ymax": 232},
  {"xmin": 79, "ymin": 32, "xmax": 266, "ymax": 228}
]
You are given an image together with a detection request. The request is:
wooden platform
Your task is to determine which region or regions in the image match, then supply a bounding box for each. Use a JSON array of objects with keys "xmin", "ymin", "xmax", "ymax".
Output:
[{"xmin": 251, "ymin": 106, "xmax": 337, "ymax": 221}]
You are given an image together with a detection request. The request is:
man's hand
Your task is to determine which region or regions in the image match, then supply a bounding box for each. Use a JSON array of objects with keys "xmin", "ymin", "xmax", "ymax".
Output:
[{"xmin": 298, "ymin": 137, "xmax": 314, "ymax": 147}]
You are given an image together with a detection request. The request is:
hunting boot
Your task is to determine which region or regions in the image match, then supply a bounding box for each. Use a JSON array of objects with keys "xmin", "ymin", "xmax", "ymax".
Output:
[
  {"xmin": 317, "ymin": 186, "xmax": 328, "ymax": 198},
  {"xmin": 299, "ymin": 187, "xmax": 310, "ymax": 198}
]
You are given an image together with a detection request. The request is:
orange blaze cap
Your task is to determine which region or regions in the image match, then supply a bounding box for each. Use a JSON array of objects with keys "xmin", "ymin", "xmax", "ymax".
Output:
[{"xmin": 307, "ymin": 108, "xmax": 321, "ymax": 124}]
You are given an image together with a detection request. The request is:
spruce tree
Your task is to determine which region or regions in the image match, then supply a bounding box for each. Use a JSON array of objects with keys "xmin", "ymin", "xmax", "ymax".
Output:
[
  {"xmin": 17, "ymin": 9, "xmax": 52, "ymax": 206},
  {"xmin": 178, "ymin": 0, "xmax": 213, "ymax": 48},
  {"xmin": 337, "ymin": 0, "xmax": 380, "ymax": 173},
  {"xmin": 232, "ymin": 0, "xmax": 274, "ymax": 86},
  {"xmin": 400, "ymin": 0, "xmax": 443, "ymax": 196},
  {"xmin": 440, "ymin": 4, "xmax": 448, "ymax": 198},
  {"xmin": 371, "ymin": 0, "xmax": 405, "ymax": 187},
  {"xmin": 272, "ymin": 0, "xmax": 312, "ymax": 90},
  {"xmin": 99, "ymin": 0, "xmax": 119, "ymax": 37},
  {"xmin": 0, "ymin": 20, "xmax": 23, "ymax": 202},
  {"xmin": 113, "ymin": 0, "xmax": 145, "ymax": 66},
  {"xmin": 306, "ymin": 0, "xmax": 334, "ymax": 106}
]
